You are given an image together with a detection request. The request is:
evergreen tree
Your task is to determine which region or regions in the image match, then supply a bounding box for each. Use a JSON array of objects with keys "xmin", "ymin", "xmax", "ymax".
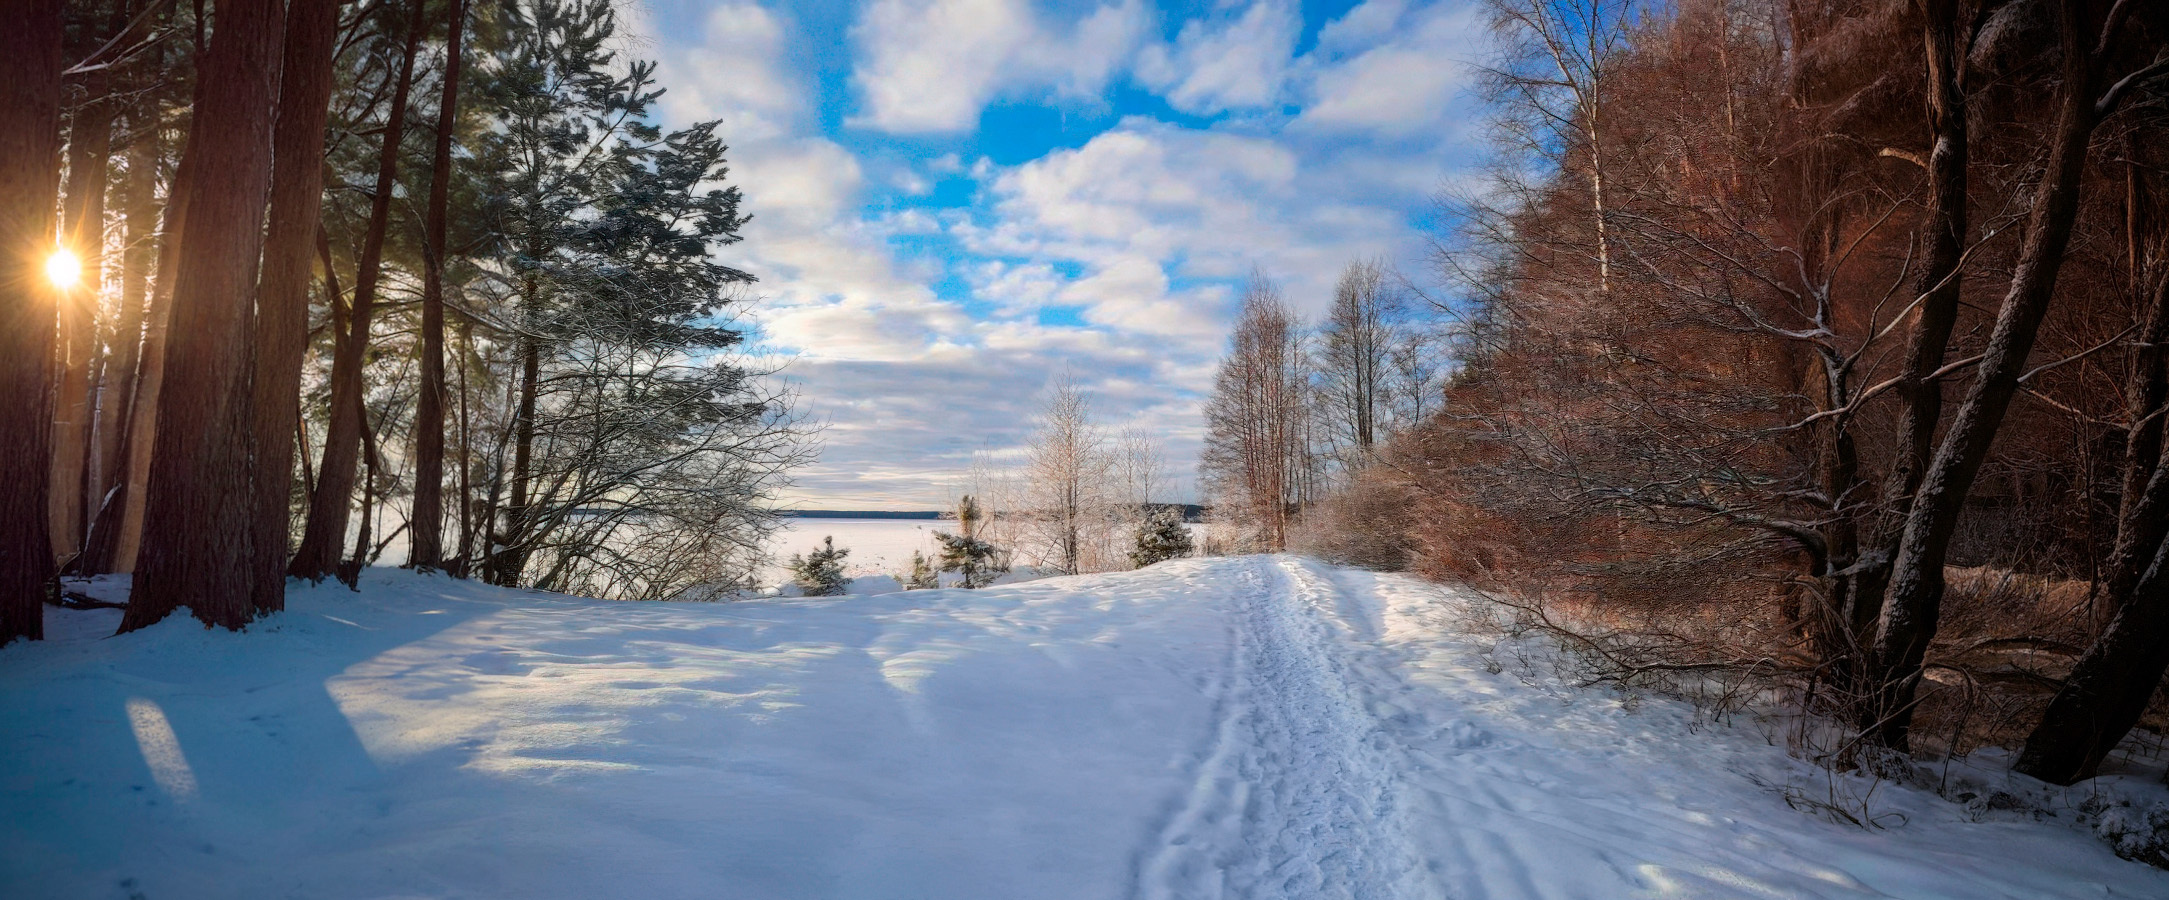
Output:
[
  {"xmin": 1131, "ymin": 507, "xmax": 1194, "ymax": 568},
  {"xmin": 789, "ymin": 536, "xmax": 848, "ymax": 597},
  {"xmin": 936, "ymin": 495, "xmax": 1004, "ymax": 589},
  {"xmin": 902, "ymin": 550, "xmax": 938, "ymax": 590}
]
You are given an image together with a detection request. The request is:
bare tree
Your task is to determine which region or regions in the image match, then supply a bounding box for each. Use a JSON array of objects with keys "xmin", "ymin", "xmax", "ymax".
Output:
[
  {"xmin": 1481, "ymin": 0, "xmax": 1639, "ymax": 296},
  {"xmin": 1316, "ymin": 258, "xmax": 1404, "ymax": 469},
  {"xmin": 1022, "ymin": 376, "xmax": 1110, "ymax": 575},
  {"xmin": 1201, "ymin": 272, "xmax": 1307, "ymax": 552}
]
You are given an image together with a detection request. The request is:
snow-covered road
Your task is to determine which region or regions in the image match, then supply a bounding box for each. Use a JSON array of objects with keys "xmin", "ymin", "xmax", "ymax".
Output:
[{"xmin": 3, "ymin": 556, "xmax": 2164, "ymax": 898}]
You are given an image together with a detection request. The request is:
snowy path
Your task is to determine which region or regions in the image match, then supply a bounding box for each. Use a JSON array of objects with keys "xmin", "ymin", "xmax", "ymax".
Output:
[{"xmin": 4, "ymin": 557, "xmax": 2166, "ymax": 899}]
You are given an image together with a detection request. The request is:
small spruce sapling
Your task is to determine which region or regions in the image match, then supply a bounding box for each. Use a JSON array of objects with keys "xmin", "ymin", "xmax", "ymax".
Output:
[
  {"xmin": 936, "ymin": 495, "xmax": 1005, "ymax": 589},
  {"xmin": 902, "ymin": 550, "xmax": 938, "ymax": 590},
  {"xmin": 789, "ymin": 536, "xmax": 850, "ymax": 597},
  {"xmin": 1131, "ymin": 507, "xmax": 1195, "ymax": 568}
]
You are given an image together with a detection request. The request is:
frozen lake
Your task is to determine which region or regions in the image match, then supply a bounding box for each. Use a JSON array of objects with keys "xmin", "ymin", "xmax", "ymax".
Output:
[{"xmin": 759, "ymin": 517, "xmax": 947, "ymax": 586}]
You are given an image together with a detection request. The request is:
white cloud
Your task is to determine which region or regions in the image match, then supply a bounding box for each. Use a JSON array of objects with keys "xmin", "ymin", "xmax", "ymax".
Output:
[
  {"xmin": 630, "ymin": 0, "xmax": 1488, "ymax": 507},
  {"xmin": 849, "ymin": 0, "xmax": 1149, "ymax": 134},
  {"xmin": 650, "ymin": 2, "xmax": 803, "ymax": 142},
  {"xmin": 1294, "ymin": 1, "xmax": 1485, "ymax": 137},
  {"xmin": 1135, "ymin": 0, "xmax": 1302, "ymax": 114}
]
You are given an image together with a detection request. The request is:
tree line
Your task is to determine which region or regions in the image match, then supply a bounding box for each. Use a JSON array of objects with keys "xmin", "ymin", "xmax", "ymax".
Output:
[
  {"xmin": 1199, "ymin": 262, "xmax": 1445, "ymax": 561},
  {"xmin": 1, "ymin": 0, "xmax": 804, "ymax": 645},
  {"xmin": 1264, "ymin": 0, "xmax": 2169, "ymax": 788}
]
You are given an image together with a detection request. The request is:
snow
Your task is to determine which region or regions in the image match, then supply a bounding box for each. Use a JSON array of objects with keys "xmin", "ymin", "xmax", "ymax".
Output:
[
  {"xmin": 4, "ymin": 556, "xmax": 2165, "ymax": 899},
  {"xmin": 761, "ymin": 517, "xmax": 948, "ymax": 586}
]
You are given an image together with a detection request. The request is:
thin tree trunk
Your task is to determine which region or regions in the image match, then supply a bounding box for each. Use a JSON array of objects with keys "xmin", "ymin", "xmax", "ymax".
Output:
[
  {"xmin": 290, "ymin": 0, "xmax": 426, "ymax": 580},
  {"xmin": 455, "ymin": 316, "xmax": 475, "ymax": 575},
  {"xmin": 120, "ymin": 0, "xmax": 286, "ymax": 633},
  {"xmin": 112, "ymin": 43, "xmax": 199, "ymax": 575},
  {"xmin": 411, "ymin": 0, "xmax": 468, "ymax": 572},
  {"xmin": 0, "ymin": 0, "xmax": 65, "ymax": 645},
  {"xmin": 494, "ymin": 334, "xmax": 542, "ymax": 586},
  {"xmin": 53, "ymin": 45, "xmax": 118, "ymax": 564},
  {"xmin": 79, "ymin": 87, "xmax": 160, "ymax": 574},
  {"xmin": 246, "ymin": 0, "xmax": 343, "ymax": 616},
  {"xmin": 1869, "ymin": 0, "xmax": 2100, "ymax": 747}
]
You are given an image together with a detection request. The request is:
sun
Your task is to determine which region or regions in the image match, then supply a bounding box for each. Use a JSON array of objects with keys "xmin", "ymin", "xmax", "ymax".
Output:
[{"xmin": 46, "ymin": 247, "xmax": 81, "ymax": 290}]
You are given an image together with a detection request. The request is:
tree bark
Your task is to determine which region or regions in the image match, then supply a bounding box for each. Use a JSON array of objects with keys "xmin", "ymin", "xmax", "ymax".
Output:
[
  {"xmin": 0, "ymin": 0, "xmax": 65, "ymax": 645},
  {"xmin": 246, "ymin": 0, "xmax": 343, "ymax": 615},
  {"xmin": 1881, "ymin": 0, "xmax": 1971, "ymax": 540},
  {"xmin": 492, "ymin": 334, "xmax": 543, "ymax": 586},
  {"xmin": 120, "ymin": 0, "xmax": 286, "ymax": 633},
  {"xmin": 290, "ymin": 0, "xmax": 426, "ymax": 580},
  {"xmin": 411, "ymin": 0, "xmax": 469, "ymax": 572},
  {"xmin": 1869, "ymin": 0, "xmax": 2100, "ymax": 747},
  {"xmin": 1830, "ymin": 0, "xmax": 1973, "ymax": 715}
]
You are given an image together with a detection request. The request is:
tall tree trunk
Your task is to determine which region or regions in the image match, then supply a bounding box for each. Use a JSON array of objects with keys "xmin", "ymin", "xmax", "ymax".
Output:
[
  {"xmin": 246, "ymin": 0, "xmax": 343, "ymax": 616},
  {"xmin": 120, "ymin": 0, "xmax": 286, "ymax": 633},
  {"xmin": 1882, "ymin": 0, "xmax": 1971, "ymax": 542},
  {"xmin": 53, "ymin": 43, "xmax": 118, "ymax": 565},
  {"xmin": 1869, "ymin": 0, "xmax": 2100, "ymax": 747},
  {"xmin": 1834, "ymin": 0, "xmax": 1973, "ymax": 715},
  {"xmin": 412, "ymin": 0, "xmax": 468, "ymax": 572},
  {"xmin": 0, "ymin": 0, "xmax": 65, "ymax": 645},
  {"xmin": 289, "ymin": 0, "xmax": 426, "ymax": 580}
]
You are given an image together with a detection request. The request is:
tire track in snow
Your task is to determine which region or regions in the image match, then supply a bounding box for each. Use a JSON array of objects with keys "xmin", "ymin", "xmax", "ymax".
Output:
[{"xmin": 1135, "ymin": 557, "xmax": 1434, "ymax": 900}]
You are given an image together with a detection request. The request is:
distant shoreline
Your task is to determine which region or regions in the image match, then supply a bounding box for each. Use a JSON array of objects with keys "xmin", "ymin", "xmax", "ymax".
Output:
[{"xmin": 776, "ymin": 510, "xmax": 944, "ymax": 520}]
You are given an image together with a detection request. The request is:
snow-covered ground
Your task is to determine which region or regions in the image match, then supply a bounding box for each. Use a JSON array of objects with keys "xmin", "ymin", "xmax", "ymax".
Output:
[{"xmin": 3, "ymin": 557, "xmax": 2164, "ymax": 899}]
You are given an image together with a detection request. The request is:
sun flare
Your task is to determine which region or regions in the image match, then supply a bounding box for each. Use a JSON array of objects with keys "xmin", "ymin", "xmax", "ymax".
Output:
[{"xmin": 45, "ymin": 247, "xmax": 80, "ymax": 290}]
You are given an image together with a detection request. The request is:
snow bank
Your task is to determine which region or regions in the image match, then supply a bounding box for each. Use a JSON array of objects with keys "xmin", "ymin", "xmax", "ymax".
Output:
[{"xmin": 2, "ymin": 558, "xmax": 2163, "ymax": 899}]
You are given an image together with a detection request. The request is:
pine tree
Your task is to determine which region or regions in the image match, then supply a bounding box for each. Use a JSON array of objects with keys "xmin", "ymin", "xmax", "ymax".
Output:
[
  {"xmin": 1131, "ymin": 507, "xmax": 1194, "ymax": 568},
  {"xmin": 902, "ymin": 550, "xmax": 938, "ymax": 590},
  {"xmin": 789, "ymin": 536, "xmax": 849, "ymax": 597},
  {"xmin": 936, "ymin": 495, "xmax": 1004, "ymax": 589}
]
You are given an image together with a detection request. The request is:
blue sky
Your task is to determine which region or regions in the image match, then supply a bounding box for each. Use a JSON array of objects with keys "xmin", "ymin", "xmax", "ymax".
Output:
[{"xmin": 625, "ymin": 0, "xmax": 1490, "ymax": 508}]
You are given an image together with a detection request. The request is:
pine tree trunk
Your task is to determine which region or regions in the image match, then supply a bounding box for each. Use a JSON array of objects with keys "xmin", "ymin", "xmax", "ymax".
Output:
[
  {"xmin": 412, "ymin": 0, "xmax": 469, "ymax": 572},
  {"xmin": 120, "ymin": 0, "xmax": 286, "ymax": 633},
  {"xmin": 289, "ymin": 0, "xmax": 426, "ymax": 580},
  {"xmin": 1870, "ymin": 0, "xmax": 2098, "ymax": 747},
  {"xmin": 493, "ymin": 334, "xmax": 543, "ymax": 586},
  {"xmin": 0, "ymin": 0, "xmax": 64, "ymax": 645},
  {"xmin": 246, "ymin": 0, "xmax": 342, "ymax": 615}
]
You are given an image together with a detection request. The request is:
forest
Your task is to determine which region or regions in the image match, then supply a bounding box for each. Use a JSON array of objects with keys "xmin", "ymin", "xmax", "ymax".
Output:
[
  {"xmin": 1197, "ymin": 0, "xmax": 2169, "ymax": 788},
  {"xmin": 0, "ymin": 0, "xmax": 806, "ymax": 644}
]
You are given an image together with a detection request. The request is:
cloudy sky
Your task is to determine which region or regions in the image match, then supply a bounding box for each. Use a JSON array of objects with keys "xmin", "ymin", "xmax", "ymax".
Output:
[{"xmin": 624, "ymin": 0, "xmax": 1488, "ymax": 509}]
